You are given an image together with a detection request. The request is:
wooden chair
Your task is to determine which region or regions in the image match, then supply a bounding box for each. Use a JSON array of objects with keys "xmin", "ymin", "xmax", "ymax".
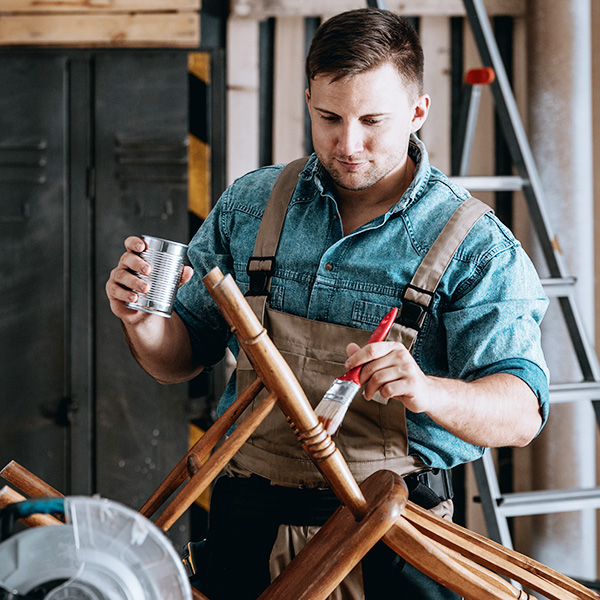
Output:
[{"xmin": 2, "ymin": 266, "xmax": 598, "ymax": 600}]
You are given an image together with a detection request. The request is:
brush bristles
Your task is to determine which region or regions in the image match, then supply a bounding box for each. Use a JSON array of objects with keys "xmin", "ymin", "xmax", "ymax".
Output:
[
  {"xmin": 316, "ymin": 399, "xmax": 351, "ymax": 436},
  {"xmin": 314, "ymin": 379, "xmax": 361, "ymax": 436}
]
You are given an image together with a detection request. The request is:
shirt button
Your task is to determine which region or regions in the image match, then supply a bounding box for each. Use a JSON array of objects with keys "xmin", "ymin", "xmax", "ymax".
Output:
[
  {"xmin": 333, "ymin": 214, "xmax": 339, "ymax": 220},
  {"xmin": 325, "ymin": 262, "xmax": 334, "ymax": 271}
]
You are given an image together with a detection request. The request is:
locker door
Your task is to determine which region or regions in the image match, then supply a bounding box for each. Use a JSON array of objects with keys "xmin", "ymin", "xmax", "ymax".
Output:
[
  {"xmin": 94, "ymin": 52, "xmax": 190, "ymax": 540},
  {"xmin": 0, "ymin": 55, "xmax": 70, "ymax": 491}
]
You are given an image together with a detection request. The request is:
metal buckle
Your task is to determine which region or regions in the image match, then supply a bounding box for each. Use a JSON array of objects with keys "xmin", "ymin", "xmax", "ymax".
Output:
[
  {"xmin": 407, "ymin": 469, "xmax": 454, "ymax": 502},
  {"xmin": 245, "ymin": 256, "xmax": 276, "ymax": 297},
  {"xmin": 398, "ymin": 283, "xmax": 434, "ymax": 331},
  {"xmin": 423, "ymin": 469, "xmax": 454, "ymax": 501}
]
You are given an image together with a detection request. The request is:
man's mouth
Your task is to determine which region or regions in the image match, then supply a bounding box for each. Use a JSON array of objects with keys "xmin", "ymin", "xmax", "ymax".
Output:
[{"xmin": 337, "ymin": 159, "xmax": 367, "ymax": 171}]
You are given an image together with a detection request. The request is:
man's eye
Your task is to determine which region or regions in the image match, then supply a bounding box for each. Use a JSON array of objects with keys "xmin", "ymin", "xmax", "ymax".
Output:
[
  {"xmin": 321, "ymin": 115, "xmax": 339, "ymax": 122},
  {"xmin": 363, "ymin": 118, "xmax": 380, "ymax": 125}
]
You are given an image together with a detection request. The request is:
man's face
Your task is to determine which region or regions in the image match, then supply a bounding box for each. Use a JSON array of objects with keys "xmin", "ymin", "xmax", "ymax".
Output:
[{"xmin": 306, "ymin": 62, "xmax": 429, "ymax": 193}]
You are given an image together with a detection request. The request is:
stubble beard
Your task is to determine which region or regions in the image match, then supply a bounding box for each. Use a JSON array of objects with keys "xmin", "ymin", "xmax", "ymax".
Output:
[{"xmin": 318, "ymin": 152, "xmax": 403, "ymax": 192}]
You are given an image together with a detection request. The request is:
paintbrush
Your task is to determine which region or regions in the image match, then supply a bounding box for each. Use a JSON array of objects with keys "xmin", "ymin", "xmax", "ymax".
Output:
[{"xmin": 315, "ymin": 307, "xmax": 398, "ymax": 436}]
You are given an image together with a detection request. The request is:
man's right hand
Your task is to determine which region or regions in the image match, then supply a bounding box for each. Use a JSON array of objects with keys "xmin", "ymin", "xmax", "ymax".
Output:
[
  {"xmin": 105, "ymin": 236, "xmax": 152, "ymax": 322},
  {"xmin": 105, "ymin": 236, "xmax": 193, "ymax": 322},
  {"xmin": 104, "ymin": 236, "xmax": 199, "ymax": 384}
]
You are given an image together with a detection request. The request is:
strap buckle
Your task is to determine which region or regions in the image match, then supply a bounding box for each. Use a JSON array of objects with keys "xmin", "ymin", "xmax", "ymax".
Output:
[
  {"xmin": 398, "ymin": 283, "xmax": 434, "ymax": 331},
  {"xmin": 405, "ymin": 469, "xmax": 454, "ymax": 503},
  {"xmin": 245, "ymin": 256, "xmax": 276, "ymax": 297}
]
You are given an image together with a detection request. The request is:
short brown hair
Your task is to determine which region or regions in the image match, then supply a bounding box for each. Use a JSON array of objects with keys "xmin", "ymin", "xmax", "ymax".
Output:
[{"xmin": 305, "ymin": 8, "xmax": 424, "ymax": 98}]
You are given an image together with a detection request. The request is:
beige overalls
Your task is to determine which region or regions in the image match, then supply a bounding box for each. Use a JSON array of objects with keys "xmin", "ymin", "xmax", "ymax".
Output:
[{"xmin": 227, "ymin": 158, "xmax": 490, "ymax": 598}]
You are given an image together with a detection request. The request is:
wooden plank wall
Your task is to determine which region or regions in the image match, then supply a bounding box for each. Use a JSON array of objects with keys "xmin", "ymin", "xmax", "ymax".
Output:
[{"xmin": 0, "ymin": 0, "xmax": 202, "ymax": 47}]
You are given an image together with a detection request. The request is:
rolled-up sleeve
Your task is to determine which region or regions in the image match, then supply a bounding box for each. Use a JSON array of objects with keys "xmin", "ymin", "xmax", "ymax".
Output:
[{"xmin": 442, "ymin": 242, "xmax": 549, "ymax": 429}]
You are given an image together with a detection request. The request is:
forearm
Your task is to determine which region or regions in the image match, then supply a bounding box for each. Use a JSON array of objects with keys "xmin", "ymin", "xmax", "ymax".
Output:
[
  {"xmin": 350, "ymin": 341, "xmax": 543, "ymax": 449},
  {"xmin": 421, "ymin": 373, "xmax": 542, "ymax": 448},
  {"xmin": 122, "ymin": 311, "xmax": 203, "ymax": 384}
]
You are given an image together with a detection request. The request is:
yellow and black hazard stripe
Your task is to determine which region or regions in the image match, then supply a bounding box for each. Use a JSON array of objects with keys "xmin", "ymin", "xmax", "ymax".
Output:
[{"xmin": 188, "ymin": 52, "xmax": 211, "ymax": 221}]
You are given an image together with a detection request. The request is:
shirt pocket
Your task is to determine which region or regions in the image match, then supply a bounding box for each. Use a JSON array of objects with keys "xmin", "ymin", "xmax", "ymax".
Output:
[{"xmin": 351, "ymin": 299, "xmax": 399, "ymax": 330}]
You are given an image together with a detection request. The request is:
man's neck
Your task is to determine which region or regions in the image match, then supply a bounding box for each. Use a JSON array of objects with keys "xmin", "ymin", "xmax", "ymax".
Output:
[{"xmin": 334, "ymin": 156, "xmax": 416, "ymax": 236}]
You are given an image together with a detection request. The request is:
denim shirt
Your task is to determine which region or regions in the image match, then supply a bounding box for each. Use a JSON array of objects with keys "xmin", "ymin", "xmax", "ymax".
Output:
[{"xmin": 175, "ymin": 136, "xmax": 549, "ymax": 469}]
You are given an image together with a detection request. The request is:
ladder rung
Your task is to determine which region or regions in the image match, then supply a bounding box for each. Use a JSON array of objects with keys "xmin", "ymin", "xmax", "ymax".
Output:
[
  {"xmin": 540, "ymin": 277, "xmax": 577, "ymax": 296},
  {"xmin": 497, "ymin": 487, "xmax": 600, "ymax": 517},
  {"xmin": 549, "ymin": 381, "xmax": 600, "ymax": 403},
  {"xmin": 449, "ymin": 175, "xmax": 526, "ymax": 192}
]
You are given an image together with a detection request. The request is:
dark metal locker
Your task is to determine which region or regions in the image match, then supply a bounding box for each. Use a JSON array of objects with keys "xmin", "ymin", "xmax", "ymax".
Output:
[
  {"xmin": 93, "ymin": 52, "xmax": 191, "ymax": 541},
  {"xmin": 0, "ymin": 51, "xmax": 192, "ymax": 546},
  {"xmin": 0, "ymin": 55, "xmax": 70, "ymax": 493}
]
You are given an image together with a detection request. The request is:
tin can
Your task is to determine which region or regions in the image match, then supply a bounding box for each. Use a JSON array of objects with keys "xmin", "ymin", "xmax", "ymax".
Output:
[{"xmin": 126, "ymin": 235, "xmax": 188, "ymax": 318}]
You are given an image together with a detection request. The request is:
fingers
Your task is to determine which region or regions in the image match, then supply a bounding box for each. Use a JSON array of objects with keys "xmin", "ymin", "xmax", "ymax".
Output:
[
  {"xmin": 105, "ymin": 236, "xmax": 152, "ymax": 318},
  {"xmin": 180, "ymin": 265, "xmax": 194, "ymax": 286},
  {"xmin": 344, "ymin": 340, "xmax": 409, "ymax": 371},
  {"xmin": 345, "ymin": 342, "xmax": 361, "ymax": 358},
  {"xmin": 344, "ymin": 341, "xmax": 428, "ymax": 409}
]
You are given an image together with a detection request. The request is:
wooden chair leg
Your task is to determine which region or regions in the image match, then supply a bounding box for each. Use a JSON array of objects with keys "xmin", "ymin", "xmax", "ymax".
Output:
[
  {"xmin": 384, "ymin": 516, "xmax": 525, "ymax": 600},
  {"xmin": 0, "ymin": 486, "xmax": 62, "ymax": 527},
  {"xmin": 203, "ymin": 267, "xmax": 369, "ymax": 519},
  {"xmin": 139, "ymin": 376, "xmax": 264, "ymax": 519},
  {"xmin": 258, "ymin": 470, "xmax": 408, "ymax": 600},
  {"xmin": 400, "ymin": 501, "xmax": 598, "ymax": 600},
  {"xmin": 155, "ymin": 392, "xmax": 278, "ymax": 531},
  {"xmin": 0, "ymin": 460, "xmax": 63, "ymax": 499}
]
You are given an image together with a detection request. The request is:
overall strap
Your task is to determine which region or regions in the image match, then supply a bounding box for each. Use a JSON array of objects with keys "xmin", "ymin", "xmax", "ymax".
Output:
[
  {"xmin": 397, "ymin": 196, "xmax": 492, "ymax": 352},
  {"xmin": 245, "ymin": 157, "xmax": 309, "ymax": 322}
]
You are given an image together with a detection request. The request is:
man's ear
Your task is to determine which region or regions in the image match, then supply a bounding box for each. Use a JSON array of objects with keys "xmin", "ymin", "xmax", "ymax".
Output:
[
  {"xmin": 410, "ymin": 94, "xmax": 431, "ymax": 133},
  {"xmin": 305, "ymin": 88, "xmax": 311, "ymax": 109}
]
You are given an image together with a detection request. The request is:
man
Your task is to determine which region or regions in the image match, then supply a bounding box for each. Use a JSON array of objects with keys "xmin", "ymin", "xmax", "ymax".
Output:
[{"xmin": 106, "ymin": 8, "xmax": 548, "ymax": 599}]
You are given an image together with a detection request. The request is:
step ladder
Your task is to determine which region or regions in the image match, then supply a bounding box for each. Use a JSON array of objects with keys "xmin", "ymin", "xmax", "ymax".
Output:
[{"xmin": 450, "ymin": 0, "xmax": 600, "ymax": 550}]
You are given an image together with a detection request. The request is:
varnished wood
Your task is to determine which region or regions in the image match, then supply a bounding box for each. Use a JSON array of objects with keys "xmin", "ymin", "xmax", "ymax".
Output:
[
  {"xmin": 191, "ymin": 587, "xmax": 210, "ymax": 600},
  {"xmin": 203, "ymin": 267, "xmax": 369, "ymax": 519},
  {"xmin": 443, "ymin": 545, "xmax": 527, "ymax": 599},
  {"xmin": 0, "ymin": 460, "xmax": 63, "ymax": 499},
  {"xmin": 401, "ymin": 501, "xmax": 599, "ymax": 600},
  {"xmin": 384, "ymin": 516, "xmax": 520, "ymax": 600},
  {"xmin": 259, "ymin": 470, "xmax": 408, "ymax": 600},
  {"xmin": 154, "ymin": 391, "xmax": 279, "ymax": 531},
  {"xmin": 139, "ymin": 376, "xmax": 263, "ymax": 518},
  {"xmin": 0, "ymin": 486, "xmax": 62, "ymax": 528}
]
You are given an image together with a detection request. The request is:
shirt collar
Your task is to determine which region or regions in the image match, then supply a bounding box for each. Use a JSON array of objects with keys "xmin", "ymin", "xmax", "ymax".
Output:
[{"xmin": 302, "ymin": 133, "xmax": 432, "ymax": 213}]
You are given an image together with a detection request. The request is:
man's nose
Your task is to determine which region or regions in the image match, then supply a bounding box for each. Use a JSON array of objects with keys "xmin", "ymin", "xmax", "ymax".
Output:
[{"xmin": 336, "ymin": 123, "xmax": 364, "ymax": 156}]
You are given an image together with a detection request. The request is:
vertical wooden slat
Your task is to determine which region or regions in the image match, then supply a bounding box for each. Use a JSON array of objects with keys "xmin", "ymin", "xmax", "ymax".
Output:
[
  {"xmin": 272, "ymin": 17, "xmax": 306, "ymax": 164},
  {"xmin": 419, "ymin": 16, "xmax": 452, "ymax": 175},
  {"xmin": 227, "ymin": 17, "xmax": 260, "ymax": 184}
]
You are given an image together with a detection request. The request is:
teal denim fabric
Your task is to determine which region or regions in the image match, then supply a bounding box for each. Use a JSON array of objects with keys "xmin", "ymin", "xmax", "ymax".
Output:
[{"xmin": 175, "ymin": 135, "xmax": 549, "ymax": 469}]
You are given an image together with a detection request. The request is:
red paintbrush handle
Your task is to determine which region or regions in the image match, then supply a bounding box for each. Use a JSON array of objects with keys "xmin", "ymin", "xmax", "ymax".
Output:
[{"xmin": 337, "ymin": 307, "xmax": 399, "ymax": 384}]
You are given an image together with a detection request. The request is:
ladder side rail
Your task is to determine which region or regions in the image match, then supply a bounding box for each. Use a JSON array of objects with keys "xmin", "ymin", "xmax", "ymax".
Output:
[
  {"xmin": 471, "ymin": 453, "xmax": 514, "ymax": 549},
  {"xmin": 457, "ymin": 84, "xmax": 483, "ymax": 177},
  {"xmin": 557, "ymin": 294, "xmax": 600, "ymax": 382}
]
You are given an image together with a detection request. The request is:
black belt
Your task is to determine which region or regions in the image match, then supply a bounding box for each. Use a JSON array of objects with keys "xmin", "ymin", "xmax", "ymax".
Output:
[
  {"xmin": 403, "ymin": 469, "xmax": 453, "ymax": 510},
  {"xmin": 183, "ymin": 470, "xmax": 454, "ymax": 581}
]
